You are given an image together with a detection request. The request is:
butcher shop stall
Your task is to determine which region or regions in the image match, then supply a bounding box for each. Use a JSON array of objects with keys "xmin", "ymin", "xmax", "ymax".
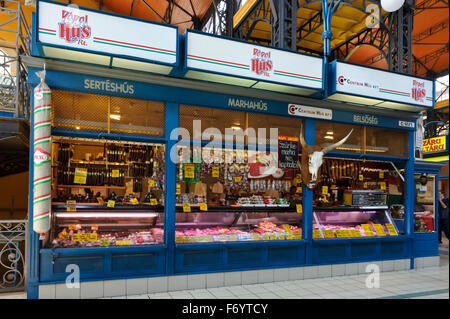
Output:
[{"xmin": 24, "ymin": 1, "xmax": 443, "ymax": 299}]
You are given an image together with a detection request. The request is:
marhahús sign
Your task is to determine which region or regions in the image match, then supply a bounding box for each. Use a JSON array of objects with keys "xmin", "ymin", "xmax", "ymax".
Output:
[
  {"xmin": 333, "ymin": 62, "xmax": 434, "ymax": 107},
  {"xmin": 423, "ymin": 136, "xmax": 447, "ymax": 153},
  {"xmin": 38, "ymin": 1, "xmax": 177, "ymax": 65}
]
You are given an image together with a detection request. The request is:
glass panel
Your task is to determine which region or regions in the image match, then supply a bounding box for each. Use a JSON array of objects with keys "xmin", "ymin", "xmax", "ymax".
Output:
[
  {"xmin": 109, "ymin": 97, "xmax": 164, "ymax": 137},
  {"xmin": 366, "ymin": 127, "xmax": 408, "ymax": 157},
  {"xmin": 179, "ymin": 105, "xmax": 246, "ymax": 139},
  {"xmin": 48, "ymin": 137, "xmax": 166, "ymax": 248},
  {"xmin": 414, "ymin": 174, "xmax": 436, "ymax": 233},
  {"xmin": 315, "ymin": 122, "xmax": 363, "ymax": 153},
  {"xmin": 52, "ymin": 90, "xmax": 108, "ymax": 133},
  {"xmin": 313, "ymin": 210, "xmax": 399, "ymax": 238}
]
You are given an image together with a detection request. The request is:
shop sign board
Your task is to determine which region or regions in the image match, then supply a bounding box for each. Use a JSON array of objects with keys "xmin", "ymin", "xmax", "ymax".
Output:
[
  {"xmin": 37, "ymin": 1, "xmax": 177, "ymax": 66},
  {"xmin": 278, "ymin": 136, "xmax": 299, "ymax": 169},
  {"xmin": 288, "ymin": 104, "xmax": 332, "ymax": 120},
  {"xmin": 331, "ymin": 61, "xmax": 434, "ymax": 107},
  {"xmin": 423, "ymin": 136, "xmax": 447, "ymax": 154},
  {"xmin": 186, "ymin": 30, "xmax": 323, "ymax": 90}
]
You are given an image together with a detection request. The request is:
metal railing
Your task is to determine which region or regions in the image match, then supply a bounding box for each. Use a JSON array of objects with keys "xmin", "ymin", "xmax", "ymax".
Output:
[
  {"xmin": 0, "ymin": 220, "xmax": 27, "ymax": 293},
  {"xmin": 0, "ymin": 0, "xmax": 31, "ymax": 119}
]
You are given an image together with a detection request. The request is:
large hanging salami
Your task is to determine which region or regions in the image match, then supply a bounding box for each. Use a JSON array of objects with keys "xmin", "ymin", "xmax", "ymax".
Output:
[{"xmin": 33, "ymin": 70, "xmax": 52, "ymax": 234}]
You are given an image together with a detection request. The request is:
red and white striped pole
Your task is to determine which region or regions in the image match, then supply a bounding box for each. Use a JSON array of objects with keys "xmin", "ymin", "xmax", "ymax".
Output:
[{"xmin": 33, "ymin": 70, "xmax": 52, "ymax": 234}]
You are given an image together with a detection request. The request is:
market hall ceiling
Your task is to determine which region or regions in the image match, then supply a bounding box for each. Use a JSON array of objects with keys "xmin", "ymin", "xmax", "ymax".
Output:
[{"xmin": 1, "ymin": 0, "xmax": 448, "ymax": 78}]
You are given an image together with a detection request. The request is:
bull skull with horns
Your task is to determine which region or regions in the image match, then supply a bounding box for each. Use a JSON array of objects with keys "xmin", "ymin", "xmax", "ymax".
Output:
[{"xmin": 299, "ymin": 126, "xmax": 353, "ymax": 189}]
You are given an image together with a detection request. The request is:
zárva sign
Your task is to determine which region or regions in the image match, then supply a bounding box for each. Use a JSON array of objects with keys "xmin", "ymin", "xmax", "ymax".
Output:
[{"xmin": 423, "ymin": 136, "xmax": 446, "ymax": 154}]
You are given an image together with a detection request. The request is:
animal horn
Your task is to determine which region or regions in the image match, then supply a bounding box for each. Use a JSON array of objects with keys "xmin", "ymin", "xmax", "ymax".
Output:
[
  {"xmin": 299, "ymin": 125, "xmax": 312, "ymax": 153},
  {"xmin": 322, "ymin": 129, "xmax": 353, "ymax": 155}
]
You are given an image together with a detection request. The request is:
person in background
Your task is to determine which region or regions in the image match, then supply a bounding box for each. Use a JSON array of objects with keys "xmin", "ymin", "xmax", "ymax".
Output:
[{"xmin": 438, "ymin": 190, "xmax": 449, "ymax": 244}]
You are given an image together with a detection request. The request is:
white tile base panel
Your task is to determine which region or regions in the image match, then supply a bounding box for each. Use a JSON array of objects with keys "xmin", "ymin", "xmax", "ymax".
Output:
[{"xmin": 40, "ymin": 258, "xmax": 431, "ymax": 299}]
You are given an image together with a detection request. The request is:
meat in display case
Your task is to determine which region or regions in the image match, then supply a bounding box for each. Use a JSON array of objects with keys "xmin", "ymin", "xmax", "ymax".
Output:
[
  {"xmin": 313, "ymin": 208, "xmax": 399, "ymax": 239},
  {"xmin": 47, "ymin": 205, "xmax": 164, "ymax": 248},
  {"xmin": 175, "ymin": 206, "xmax": 302, "ymax": 243}
]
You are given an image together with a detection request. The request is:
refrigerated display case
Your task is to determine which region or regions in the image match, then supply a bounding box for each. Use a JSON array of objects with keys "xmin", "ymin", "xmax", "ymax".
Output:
[
  {"xmin": 48, "ymin": 205, "xmax": 165, "ymax": 248},
  {"xmin": 313, "ymin": 208, "xmax": 399, "ymax": 239},
  {"xmin": 175, "ymin": 206, "xmax": 302, "ymax": 243},
  {"xmin": 48, "ymin": 137, "xmax": 166, "ymax": 248}
]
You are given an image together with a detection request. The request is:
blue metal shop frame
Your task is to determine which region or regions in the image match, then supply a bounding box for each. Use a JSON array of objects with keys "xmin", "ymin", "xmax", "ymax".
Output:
[{"xmin": 25, "ymin": 2, "xmax": 438, "ymax": 298}]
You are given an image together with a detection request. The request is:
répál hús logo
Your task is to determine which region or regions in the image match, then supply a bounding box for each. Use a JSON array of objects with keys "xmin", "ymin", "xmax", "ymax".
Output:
[
  {"xmin": 411, "ymin": 80, "xmax": 426, "ymax": 103},
  {"xmin": 59, "ymin": 10, "xmax": 91, "ymax": 45},
  {"xmin": 251, "ymin": 48, "xmax": 273, "ymax": 77}
]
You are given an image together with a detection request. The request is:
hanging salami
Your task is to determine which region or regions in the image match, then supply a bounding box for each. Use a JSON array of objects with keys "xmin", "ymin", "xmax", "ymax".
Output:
[{"xmin": 33, "ymin": 70, "xmax": 52, "ymax": 234}]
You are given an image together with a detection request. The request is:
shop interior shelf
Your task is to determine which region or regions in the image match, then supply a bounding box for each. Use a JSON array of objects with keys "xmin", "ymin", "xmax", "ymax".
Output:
[
  {"xmin": 313, "ymin": 206, "xmax": 388, "ymax": 211},
  {"xmin": 51, "ymin": 203, "xmax": 165, "ymax": 211},
  {"xmin": 56, "ymin": 184, "xmax": 127, "ymax": 189},
  {"xmin": 174, "ymin": 206, "xmax": 297, "ymax": 213}
]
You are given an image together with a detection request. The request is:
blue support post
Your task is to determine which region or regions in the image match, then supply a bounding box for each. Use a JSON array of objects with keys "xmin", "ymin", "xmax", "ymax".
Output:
[
  {"xmin": 304, "ymin": 119, "xmax": 315, "ymax": 264},
  {"xmin": 27, "ymin": 85, "xmax": 40, "ymax": 299},
  {"xmin": 164, "ymin": 103, "xmax": 179, "ymax": 275},
  {"xmin": 406, "ymin": 131, "xmax": 415, "ymax": 269}
]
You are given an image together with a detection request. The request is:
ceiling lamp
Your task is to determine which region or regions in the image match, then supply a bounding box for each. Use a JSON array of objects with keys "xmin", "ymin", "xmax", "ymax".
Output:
[{"xmin": 380, "ymin": 0, "xmax": 405, "ymax": 12}]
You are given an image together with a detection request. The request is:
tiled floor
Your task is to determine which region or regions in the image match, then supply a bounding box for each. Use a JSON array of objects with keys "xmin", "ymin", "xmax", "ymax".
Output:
[
  {"xmin": 104, "ymin": 255, "xmax": 449, "ymax": 300},
  {"xmin": 1, "ymin": 255, "xmax": 448, "ymax": 300}
]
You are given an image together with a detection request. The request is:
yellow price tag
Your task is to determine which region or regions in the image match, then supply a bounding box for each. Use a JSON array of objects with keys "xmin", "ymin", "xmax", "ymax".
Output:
[
  {"xmin": 66, "ymin": 200, "xmax": 76, "ymax": 212},
  {"xmin": 59, "ymin": 232, "xmax": 69, "ymax": 240},
  {"xmin": 351, "ymin": 230, "xmax": 362, "ymax": 237},
  {"xmin": 262, "ymin": 234, "xmax": 270, "ymax": 241},
  {"xmin": 184, "ymin": 164, "xmax": 195, "ymax": 179},
  {"xmin": 175, "ymin": 236, "xmax": 184, "ymax": 244},
  {"xmin": 182, "ymin": 202, "xmax": 191, "ymax": 213},
  {"xmin": 313, "ymin": 230, "xmax": 322, "ymax": 239},
  {"xmin": 293, "ymin": 230, "xmax": 301, "ymax": 240},
  {"xmin": 282, "ymin": 224, "xmax": 291, "ymax": 234},
  {"xmin": 269, "ymin": 233, "xmax": 277, "ymax": 240},
  {"xmin": 277, "ymin": 233, "xmax": 285, "ymax": 240},
  {"xmin": 386, "ymin": 223, "xmax": 398, "ymax": 236},
  {"xmin": 234, "ymin": 176, "xmax": 241, "ymax": 182},
  {"xmin": 373, "ymin": 224, "xmax": 386, "ymax": 236},
  {"xmin": 116, "ymin": 240, "xmax": 131, "ymax": 246},
  {"xmin": 212, "ymin": 167, "xmax": 219, "ymax": 178},
  {"xmin": 296, "ymin": 186, "xmax": 302, "ymax": 193},
  {"xmin": 286, "ymin": 234, "xmax": 293, "ymax": 240},
  {"xmin": 97, "ymin": 197, "xmax": 104, "ymax": 205},
  {"xmin": 296, "ymin": 204, "xmax": 303, "ymax": 213},
  {"xmin": 87, "ymin": 233, "xmax": 98, "ymax": 241},
  {"xmin": 176, "ymin": 184, "xmax": 181, "ymax": 195},
  {"xmin": 322, "ymin": 186, "xmax": 328, "ymax": 195},
  {"xmin": 107, "ymin": 200, "xmax": 115, "ymax": 208},
  {"xmin": 100, "ymin": 238, "xmax": 110, "ymax": 246},
  {"xmin": 359, "ymin": 174, "xmax": 364, "ymax": 181},
  {"xmin": 204, "ymin": 235, "xmax": 213, "ymax": 243},
  {"xmin": 112, "ymin": 169, "xmax": 119, "ymax": 178},
  {"xmin": 379, "ymin": 171, "xmax": 384, "ymax": 179},
  {"xmin": 131, "ymin": 198, "xmax": 139, "ymax": 205},
  {"xmin": 252, "ymin": 233, "xmax": 260, "ymax": 241},
  {"xmin": 323, "ymin": 230, "xmax": 335, "ymax": 238},
  {"xmin": 218, "ymin": 235, "xmax": 227, "ymax": 242},
  {"xmin": 362, "ymin": 224, "xmax": 374, "ymax": 237},
  {"xmin": 229, "ymin": 234, "xmax": 237, "ymax": 241},
  {"xmin": 68, "ymin": 224, "xmax": 77, "ymax": 230},
  {"xmin": 148, "ymin": 179, "xmax": 155, "ymax": 188},
  {"xmin": 72, "ymin": 233, "xmax": 81, "ymax": 242},
  {"xmin": 150, "ymin": 198, "xmax": 158, "ymax": 206},
  {"xmin": 380, "ymin": 182, "xmax": 386, "ymax": 190},
  {"xmin": 199, "ymin": 203, "xmax": 208, "ymax": 211},
  {"xmin": 363, "ymin": 182, "xmax": 368, "ymax": 189},
  {"xmin": 74, "ymin": 168, "xmax": 88, "ymax": 184},
  {"xmin": 335, "ymin": 230, "xmax": 345, "ymax": 238}
]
